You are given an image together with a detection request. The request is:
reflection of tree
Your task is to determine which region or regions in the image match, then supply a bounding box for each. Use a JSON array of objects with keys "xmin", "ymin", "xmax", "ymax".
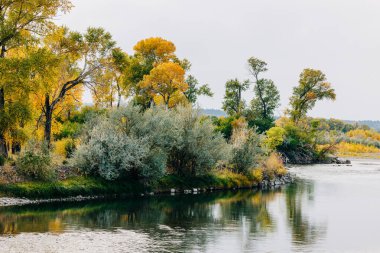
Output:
[
  {"xmin": 285, "ymin": 181, "xmax": 326, "ymax": 248},
  {"xmin": 0, "ymin": 189, "xmax": 285, "ymax": 252}
]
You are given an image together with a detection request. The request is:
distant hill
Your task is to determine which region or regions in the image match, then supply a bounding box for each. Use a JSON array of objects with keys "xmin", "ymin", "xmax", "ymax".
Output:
[
  {"xmin": 344, "ymin": 120, "xmax": 380, "ymax": 131},
  {"xmin": 201, "ymin": 109, "xmax": 227, "ymax": 117}
]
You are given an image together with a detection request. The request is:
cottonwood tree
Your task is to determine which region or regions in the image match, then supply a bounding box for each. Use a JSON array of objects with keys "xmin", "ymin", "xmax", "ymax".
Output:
[
  {"xmin": 0, "ymin": 0, "xmax": 72, "ymax": 157},
  {"xmin": 125, "ymin": 37, "xmax": 177, "ymax": 108},
  {"xmin": 35, "ymin": 26, "xmax": 115, "ymax": 146},
  {"xmin": 90, "ymin": 48, "xmax": 129, "ymax": 108},
  {"xmin": 247, "ymin": 57, "xmax": 280, "ymax": 132},
  {"xmin": 222, "ymin": 78, "xmax": 250, "ymax": 116},
  {"xmin": 139, "ymin": 62, "xmax": 188, "ymax": 108},
  {"xmin": 184, "ymin": 75, "xmax": 213, "ymax": 104},
  {"xmin": 289, "ymin": 69, "xmax": 336, "ymax": 123}
]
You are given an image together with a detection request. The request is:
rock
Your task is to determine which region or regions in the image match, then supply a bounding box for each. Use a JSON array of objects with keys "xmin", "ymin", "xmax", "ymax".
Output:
[{"xmin": 170, "ymin": 188, "xmax": 176, "ymax": 193}]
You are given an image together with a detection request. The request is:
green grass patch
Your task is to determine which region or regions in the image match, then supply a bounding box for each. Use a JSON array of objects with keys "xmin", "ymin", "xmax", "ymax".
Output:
[
  {"xmin": 0, "ymin": 177, "xmax": 145, "ymax": 199},
  {"xmin": 0, "ymin": 170, "xmax": 257, "ymax": 199}
]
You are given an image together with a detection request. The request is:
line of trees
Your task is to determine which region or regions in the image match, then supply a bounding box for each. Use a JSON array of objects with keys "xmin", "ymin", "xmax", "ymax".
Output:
[
  {"xmin": 0, "ymin": 0, "xmax": 339, "ymax": 169},
  {"xmin": 0, "ymin": 0, "xmax": 213, "ymax": 159},
  {"xmin": 220, "ymin": 57, "xmax": 337, "ymax": 163}
]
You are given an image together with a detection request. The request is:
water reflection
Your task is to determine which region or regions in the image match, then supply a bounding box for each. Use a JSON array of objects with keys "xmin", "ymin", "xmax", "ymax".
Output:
[
  {"xmin": 0, "ymin": 184, "xmax": 326, "ymax": 252},
  {"xmin": 285, "ymin": 182, "xmax": 326, "ymax": 250}
]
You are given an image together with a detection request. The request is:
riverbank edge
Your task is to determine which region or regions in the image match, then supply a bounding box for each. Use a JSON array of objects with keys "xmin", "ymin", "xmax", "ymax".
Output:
[{"xmin": 0, "ymin": 172, "xmax": 295, "ymax": 207}]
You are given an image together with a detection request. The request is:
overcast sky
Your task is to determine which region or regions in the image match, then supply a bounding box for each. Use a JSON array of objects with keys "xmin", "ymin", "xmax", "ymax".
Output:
[{"xmin": 57, "ymin": 0, "xmax": 380, "ymax": 120}]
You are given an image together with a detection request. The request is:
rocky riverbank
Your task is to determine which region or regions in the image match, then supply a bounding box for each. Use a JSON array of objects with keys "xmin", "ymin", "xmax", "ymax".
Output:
[{"xmin": 260, "ymin": 172, "xmax": 295, "ymax": 189}]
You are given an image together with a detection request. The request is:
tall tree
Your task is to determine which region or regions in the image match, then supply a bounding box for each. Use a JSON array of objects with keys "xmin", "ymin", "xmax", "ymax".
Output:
[
  {"xmin": 0, "ymin": 0, "xmax": 72, "ymax": 156},
  {"xmin": 125, "ymin": 37, "xmax": 180, "ymax": 109},
  {"xmin": 90, "ymin": 48, "xmax": 129, "ymax": 108},
  {"xmin": 247, "ymin": 57, "xmax": 280, "ymax": 132},
  {"xmin": 289, "ymin": 69, "xmax": 336, "ymax": 123},
  {"xmin": 184, "ymin": 75, "xmax": 213, "ymax": 104},
  {"xmin": 35, "ymin": 26, "xmax": 115, "ymax": 146},
  {"xmin": 222, "ymin": 78, "xmax": 250, "ymax": 116},
  {"xmin": 139, "ymin": 62, "xmax": 188, "ymax": 108}
]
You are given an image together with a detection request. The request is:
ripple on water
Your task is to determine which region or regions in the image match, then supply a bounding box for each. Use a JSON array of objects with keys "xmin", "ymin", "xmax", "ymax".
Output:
[{"xmin": 0, "ymin": 230, "xmax": 161, "ymax": 253}]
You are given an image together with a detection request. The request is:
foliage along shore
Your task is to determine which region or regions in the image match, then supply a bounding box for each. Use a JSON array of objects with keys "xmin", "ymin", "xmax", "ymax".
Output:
[
  {"xmin": 1, "ymin": 0, "xmax": 379, "ymax": 202},
  {"xmin": 0, "ymin": 171, "xmax": 294, "ymax": 203}
]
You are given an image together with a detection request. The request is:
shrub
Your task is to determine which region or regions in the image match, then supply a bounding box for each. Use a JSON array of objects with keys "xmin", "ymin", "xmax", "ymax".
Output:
[
  {"xmin": 0, "ymin": 155, "xmax": 5, "ymax": 166},
  {"xmin": 212, "ymin": 116, "xmax": 236, "ymax": 140},
  {"xmin": 276, "ymin": 121, "xmax": 317, "ymax": 164},
  {"xmin": 72, "ymin": 119, "xmax": 150, "ymax": 181},
  {"xmin": 263, "ymin": 127, "xmax": 286, "ymax": 152},
  {"xmin": 262, "ymin": 153, "xmax": 287, "ymax": 180},
  {"xmin": 54, "ymin": 138, "xmax": 77, "ymax": 158},
  {"xmin": 167, "ymin": 106, "xmax": 230, "ymax": 176},
  {"xmin": 0, "ymin": 164, "xmax": 21, "ymax": 184},
  {"xmin": 251, "ymin": 168, "xmax": 263, "ymax": 183},
  {"xmin": 230, "ymin": 121, "xmax": 262, "ymax": 174},
  {"xmin": 16, "ymin": 141, "xmax": 56, "ymax": 181},
  {"xmin": 72, "ymin": 105, "xmax": 230, "ymax": 183}
]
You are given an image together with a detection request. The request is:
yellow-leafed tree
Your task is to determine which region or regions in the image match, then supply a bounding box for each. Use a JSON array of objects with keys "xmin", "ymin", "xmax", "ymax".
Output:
[{"xmin": 139, "ymin": 62, "xmax": 188, "ymax": 108}]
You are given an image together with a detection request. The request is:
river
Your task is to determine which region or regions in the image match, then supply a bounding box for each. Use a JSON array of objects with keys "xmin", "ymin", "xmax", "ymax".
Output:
[{"xmin": 0, "ymin": 159, "xmax": 380, "ymax": 252}]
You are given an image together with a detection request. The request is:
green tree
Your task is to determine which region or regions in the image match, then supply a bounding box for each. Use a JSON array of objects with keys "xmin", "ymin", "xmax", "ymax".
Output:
[
  {"xmin": 247, "ymin": 57, "xmax": 280, "ymax": 132},
  {"xmin": 0, "ymin": 0, "xmax": 72, "ymax": 157},
  {"xmin": 289, "ymin": 69, "xmax": 336, "ymax": 123},
  {"xmin": 222, "ymin": 78, "xmax": 250, "ymax": 116},
  {"xmin": 37, "ymin": 27, "xmax": 115, "ymax": 146},
  {"xmin": 90, "ymin": 48, "xmax": 129, "ymax": 108},
  {"xmin": 184, "ymin": 75, "xmax": 213, "ymax": 104}
]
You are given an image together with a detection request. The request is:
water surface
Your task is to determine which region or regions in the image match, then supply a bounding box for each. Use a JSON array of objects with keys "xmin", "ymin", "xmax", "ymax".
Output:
[{"xmin": 1, "ymin": 159, "xmax": 380, "ymax": 252}]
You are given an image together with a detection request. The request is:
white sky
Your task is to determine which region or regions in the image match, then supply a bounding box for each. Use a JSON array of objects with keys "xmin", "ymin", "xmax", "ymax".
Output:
[{"xmin": 57, "ymin": 0, "xmax": 380, "ymax": 120}]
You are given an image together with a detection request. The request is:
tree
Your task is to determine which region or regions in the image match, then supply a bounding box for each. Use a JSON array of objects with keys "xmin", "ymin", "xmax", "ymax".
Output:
[
  {"xmin": 0, "ymin": 52, "xmax": 33, "ymax": 156},
  {"xmin": 90, "ymin": 48, "xmax": 129, "ymax": 108},
  {"xmin": 184, "ymin": 75, "xmax": 213, "ymax": 104},
  {"xmin": 126, "ymin": 37, "xmax": 177, "ymax": 108},
  {"xmin": 0, "ymin": 0, "xmax": 72, "ymax": 157},
  {"xmin": 247, "ymin": 57, "xmax": 280, "ymax": 132},
  {"xmin": 35, "ymin": 26, "xmax": 115, "ymax": 146},
  {"xmin": 139, "ymin": 62, "xmax": 188, "ymax": 108},
  {"xmin": 222, "ymin": 78, "xmax": 250, "ymax": 116},
  {"xmin": 289, "ymin": 69, "xmax": 336, "ymax": 123},
  {"xmin": 263, "ymin": 127, "xmax": 286, "ymax": 151}
]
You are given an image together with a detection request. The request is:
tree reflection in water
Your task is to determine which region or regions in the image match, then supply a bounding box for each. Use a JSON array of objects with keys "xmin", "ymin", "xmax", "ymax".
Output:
[
  {"xmin": 0, "ymin": 184, "xmax": 326, "ymax": 252},
  {"xmin": 285, "ymin": 180, "xmax": 326, "ymax": 249}
]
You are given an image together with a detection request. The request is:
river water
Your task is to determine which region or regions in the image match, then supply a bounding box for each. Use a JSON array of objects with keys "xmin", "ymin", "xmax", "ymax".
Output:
[{"xmin": 1, "ymin": 159, "xmax": 380, "ymax": 252}]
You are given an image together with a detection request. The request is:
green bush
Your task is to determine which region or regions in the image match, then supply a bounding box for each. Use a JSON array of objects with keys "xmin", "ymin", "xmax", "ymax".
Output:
[
  {"xmin": 230, "ymin": 125, "xmax": 262, "ymax": 174},
  {"xmin": 72, "ymin": 105, "xmax": 230, "ymax": 183},
  {"xmin": 64, "ymin": 138, "xmax": 76, "ymax": 158},
  {"xmin": 16, "ymin": 141, "xmax": 56, "ymax": 181},
  {"xmin": 167, "ymin": 106, "xmax": 230, "ymax": 177},
  {"xmin": 0, "ymin": 155, "xmax": 5, "ymax": 166}
]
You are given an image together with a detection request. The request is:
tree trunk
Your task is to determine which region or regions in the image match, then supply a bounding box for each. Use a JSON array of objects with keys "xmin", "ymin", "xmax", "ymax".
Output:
[
  {"xmin": 0, "ymin": 45, "xmax": 8, "ymax": 157},
  {"xmin": 0, "ymin": 87, "xmax": 7, "ymax": 158},
  {"xmin": 11, "ymin": 142, "xmax": 21, "ymax": 154},
  {"xmin": 117, "ymin": 93, "xmax": 121, "ymax": 108},
  {"xmin": 44, "ymin": 94, "xmax": 53, "ymax": 147}
]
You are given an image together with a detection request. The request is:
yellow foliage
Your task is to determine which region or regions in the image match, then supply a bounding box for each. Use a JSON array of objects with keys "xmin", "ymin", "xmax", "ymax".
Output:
[
  {"xmin": 251, "ymin": 168, "xmax": 263, "ymax": 183},
  {"xmin": 139, "ymin": 62, "xmax": 188, "ymax": 107},
  {"xmin": 262, "ymin": 153, "xmax": 287, "ymax": 179},
  {"xmin": 215, "ymin": 169, "xmax": 252, "ymax": 188},
  {"xmin": 134, "ymin": 37, "xmax": 176, "ymax": 64},
  {"xmin": 336, "ymin": 142, "xmax": 380, "ymax": 155},
  {"xmin": 53, "ymin": 138, "xmax": 77, "ymax": 158},
  {"xmin": 346, "ymin": 129, "xmax": 380, "ymax": 142}
]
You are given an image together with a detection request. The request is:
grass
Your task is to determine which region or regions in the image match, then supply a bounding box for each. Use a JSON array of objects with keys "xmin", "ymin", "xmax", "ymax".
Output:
[
  {"xmin": 0, "ymin": 170, "xmax": 261, "ymax": 199},
  {"xmin": 0, "ymin": 177, "xmax": 145, "ymax": 199}
]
